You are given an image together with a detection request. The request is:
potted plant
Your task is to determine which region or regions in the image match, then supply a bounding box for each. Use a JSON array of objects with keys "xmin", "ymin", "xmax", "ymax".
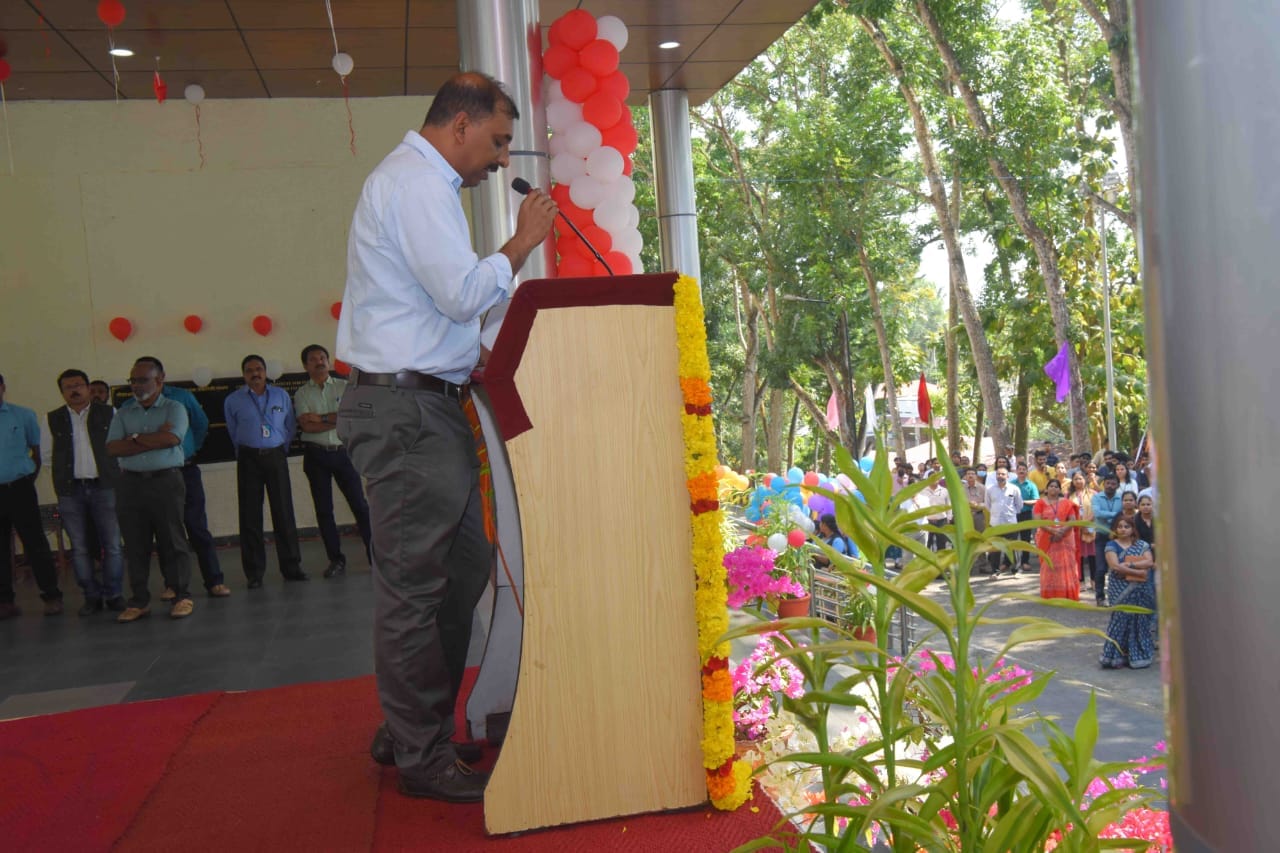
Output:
[{"xmin": 839, "ymin": 582, "xmax": 876, "ymax": 643}]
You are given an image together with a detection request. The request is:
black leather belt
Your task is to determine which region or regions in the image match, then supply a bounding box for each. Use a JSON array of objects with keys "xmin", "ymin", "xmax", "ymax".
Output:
[
  {"xmin": 304, "ymin": 444, "xmax": 345, "ymax": 452},
  {"xmin": 243, "ymin": 446, "xmax": 285, "ymax": 455},
  {"xmin": 124, "ymin": 467, "xmax": 180, "ymax": 479},
  {"xmin": 351, "ymin": 369, "xmax": 465, "ymax": 400},
  {"xmin": 75, "ymin": 477, "xmax": 100, "ymax": 484}
]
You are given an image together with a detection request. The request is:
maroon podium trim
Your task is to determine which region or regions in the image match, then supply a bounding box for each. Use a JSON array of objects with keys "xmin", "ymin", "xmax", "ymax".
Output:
[{"xmin": 479, "ymin": 273, "xmax": 680, "ymax": 440}]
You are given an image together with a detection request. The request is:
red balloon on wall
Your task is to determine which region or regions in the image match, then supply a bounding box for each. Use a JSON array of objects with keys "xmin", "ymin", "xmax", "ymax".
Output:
[
  {"xmin": 557, "ymin": 255, "xmax": 594, "ymax": 278},
  {"xmin": 578, "ymin": 39, "xmax": 620, "ymax": 77},
  {"xmin": 560, "ymin": 67, "xmax": 598, "ymax": 104},
  {"xmin": 0, "ymin": 59, "xmax": 11, "ymax": 84},
  {"xmin": 553, "ymin": 10, "xmax": 598, "ymax": 51},
  {"xmin": 582, "ymin": 92, "xmax": 622, "ymax": 130},
  {"xmin": 183, "ymin": 314, "xmax": 203, "ymax": 333},
  {"xmin": 601, "ymin": 120, "xmax": 639, "ymax": 156},
  {"xmin": 330, "ymin": 301, "xmax": 342, "ymax": 320},
  {"xmin": 582, "ymin": 224, "xmax": 613, "ymax": 254},
  {"xmin": 542, "ymin": 44, "xmax": 578, "ymax": 80},
  {"xmin": 97, "ymin": 0, "xmax": 126, "ymax": 28},
  {"xmin": 598, "ymin": 70, "xmax": 630, "ymax": 103},
  {"xmin": 108, "ymin": 317, "xmax": 132, "ymax": 342},
  {"xmin": 252, "ymin": 315, "xmax": 273, "ymax": 336}
]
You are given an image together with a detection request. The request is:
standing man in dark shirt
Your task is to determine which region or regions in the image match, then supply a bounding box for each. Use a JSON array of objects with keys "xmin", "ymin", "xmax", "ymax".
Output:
[
  {"xmin": 224, "ymin": 354, "xmax": 305, "ymax": 588},
  {"xmin": 335, "ymin": 72, "xmax": 556, "ymax": 802},
  {"xmin": 162, "ymin": 382, "xmax": 231, "ymax": 598}
]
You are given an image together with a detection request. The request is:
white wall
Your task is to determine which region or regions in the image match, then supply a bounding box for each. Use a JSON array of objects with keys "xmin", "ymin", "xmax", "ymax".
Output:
[{"xmin": 0, "ymin": 95, "xmax": 439, "ymax": 538}]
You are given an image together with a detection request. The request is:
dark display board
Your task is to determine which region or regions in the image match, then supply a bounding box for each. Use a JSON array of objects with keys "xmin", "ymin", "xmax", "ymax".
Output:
[{"xmin": 110, "ymin": 372, "xmax": 313, "ymax": 465}]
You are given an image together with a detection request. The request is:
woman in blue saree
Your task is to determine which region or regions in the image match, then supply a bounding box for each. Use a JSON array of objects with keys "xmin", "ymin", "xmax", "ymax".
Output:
[{"xmin": 1099, "ymin": 515, "xmax": 1156, "ymax": 669}]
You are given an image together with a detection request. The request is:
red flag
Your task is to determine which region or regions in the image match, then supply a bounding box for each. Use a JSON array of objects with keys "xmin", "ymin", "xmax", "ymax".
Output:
[
  {"xmin": 917, "ymin": 372, "xmax": 932, "ymax": 424},
  {"xmin": 153, "ymin": 70, "xmax": 167, "ymax": 103}
]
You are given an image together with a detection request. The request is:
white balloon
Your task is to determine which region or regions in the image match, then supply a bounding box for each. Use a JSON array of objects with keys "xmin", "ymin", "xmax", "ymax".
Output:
[
  {"xmin": 265, "ymin": 359, "xmax": 283, "ymax": 381},
  {"xmin": 612, "ymin": 227, "xmax": 643, "ymax": 256},
  {"xmin": 191, "ymin": 367, "xmax": 213, "ymax": 387},
  {"xmin": 767, "ymin": 533, "xmax": 787, "ymax": 553},
  {"xmin": 544, "ymin": 78, "xmax": 562, "ymax": 105},
  {"xmin": 569, "ymin": 175, "xmax": 606, "ymax": 209},
  {"xmin": 547, "ymin": 132, "xmax": 568, "ymax": 158},
  {"xmin": 626, "ymin": 251, "xmax": 643, "ymax": 273},
  {"xmin": 585, "ymin": 146, "xmax": 624, "ymax": 182},
  {"xmin": 596, "ymin": 15, "xmax": 629, "ymax": 51},
  {"xmin": 546, "ymin": 98, "xmax": 582, "ymax": 132},
  {"xmin": 615, "ymin": 175, "xmax": 636, "ymax": 205},
  {"xmin": 563, "ymin": 121, "xmax": 602, "ymax": 158},
  {"xmin": 593, "ymin": 198, "xmax": 630, "ymax": 233},
  {"xmin": 803, "ymin": 517, "xmax": 816, "ymax": 534},
  {"xmin": 624, "ymin": 203, "xmax": 640, "ymax": 230},
  {"xmin": 550, "ymin": 152, "xmax": 587, "ymax": 184},
  {"xmin": 331, "ymin": 52, "xmax": 354, "ymax": 77},
  {"xmin": 184, "ymin": 84, "xmax": 205, "ymax": 105}
]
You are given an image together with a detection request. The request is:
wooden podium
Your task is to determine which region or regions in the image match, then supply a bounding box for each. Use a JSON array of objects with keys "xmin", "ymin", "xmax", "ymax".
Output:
[{"xmin": 479, "ymin": 274, "xmax": 707, "ymax": 834}]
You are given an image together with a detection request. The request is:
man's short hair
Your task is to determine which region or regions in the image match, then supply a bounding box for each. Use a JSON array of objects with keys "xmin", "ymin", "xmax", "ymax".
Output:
[
  {"xmin": 57, "ymin": 369, "xmax": 89, "ymax": 389},
  {"xmin": 0, "ymin": 373, "xmax": 7, "ymax": 385},
  {"xmin": 90, "ymin": 380, "xmax": 109, "ymax": 391},
  {"xmin": 135, "ymin": 356, "xmax": 164, "ymax": 375},
  {"xmin": 423, "ymin": 72, "xmax": 519, "ymax": 127},
  {"xmin": 1114, "ymin": 451, "xmax": 1130, "ymax": 463},
  {"xmin": 241, "ymin": 354, "xmax": 266, "ymax": 372},
  {"xmin": 1034, "ymin": 449, "xmax": 1047, "ymax": 457},
  {"xmin": 1103, "ymin": 473, "xmax": 1120, "ymax": 484},
  {"xmin": 301, "ymin": 344, "xmax": 329, "ymax": 366}
]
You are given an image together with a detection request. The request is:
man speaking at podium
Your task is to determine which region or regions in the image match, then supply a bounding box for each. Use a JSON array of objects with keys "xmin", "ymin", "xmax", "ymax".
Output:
[{"xmin": 335, "ymin": 72, "xmax": 556, "ymax": 803}]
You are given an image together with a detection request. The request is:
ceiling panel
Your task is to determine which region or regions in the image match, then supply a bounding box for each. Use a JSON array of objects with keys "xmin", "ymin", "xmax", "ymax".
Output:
[
  {"xmin": 62, "ymin": 28, "xmax": 251, "ymax": 73},
  {"xmin": 243, "ymin": 28, "xmax": 406, "ymax": 70},
  {"xmin": 685, "ymin": 24, "xmax": 787, "ymax": 63},
  {"xmin": 0, "ymin": 28, "xmax": 96, "ymax": 73},
  {"xmin": 0, "ymin": 0, "xmax": 235, "ymax": 31},
  {"xmin": 227, "ymin": 0, "xmax": 407, "ymax": 30},
  {"xmin": 404, "ymin": 28, "xmax": 462, "ymax": 68},
  {"xmin": 407, "ymin": 0, "xmax": 460, "ymax": 29},
  {"xmin": 261, "ymin": 67, "xmax": 406, "ymax": 99}
]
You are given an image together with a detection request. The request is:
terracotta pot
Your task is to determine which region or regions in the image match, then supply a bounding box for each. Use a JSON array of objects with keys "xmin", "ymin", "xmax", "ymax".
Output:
[
  {"xmin": 776, "ymin": 594, "xmax": 811, "ymax": 619},
  {"xmin": 852, "ymin": 625, "xmax": 877, "ymax": 644}
]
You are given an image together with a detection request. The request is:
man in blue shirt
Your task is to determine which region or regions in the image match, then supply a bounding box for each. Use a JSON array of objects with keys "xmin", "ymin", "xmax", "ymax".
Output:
[
  {"xmin": 1091, "ymin": 474, "xmax": 1124, "ymax": 606},
  {"xmin": 1013, "ymin": 462, "xmax": 1040, "ymax": 573},
  {"xmin": 161, "ymin": 383, "xmax": 230, "ymax": 598},
  {"xmin": 224, "ymin": 354, "xmax": 305, "ymax": 587},
  {"xmin": 0, "ymin": 373, "xmax": 65, "ymax": 618},
  {"xmin": 106, "ymin": 357, "xmax": 195, "ymax": 622}
]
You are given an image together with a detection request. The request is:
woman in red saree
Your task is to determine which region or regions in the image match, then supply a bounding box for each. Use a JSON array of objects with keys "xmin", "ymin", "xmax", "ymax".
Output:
[{"xmin": 1034, "ymin": 478, "xmax": 1080, "ymax": 600}]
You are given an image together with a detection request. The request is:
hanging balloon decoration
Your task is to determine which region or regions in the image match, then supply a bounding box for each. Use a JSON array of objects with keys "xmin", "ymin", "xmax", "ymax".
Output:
[
  {"xmin": 265, "ymin": 359, "xmax": 284, "ymax": 381},
  {"xmin": 542, "ymin": 13, "xmax": 641, "ymax": 277},
  {"xmin": 152, "ymin": 57, "xmax": 167, "ymax": 103},
  {"xmin": 191, "ymin": 366, "xmax": 214, "ymax": 387},
  {"xmin": 108, "ymin": 316, "xmax": 133, "ymax": 342},
  {"xmin": 0, "ymin": 56, "xmax": 12, "ymax": 175},
  {"xmin": 184, "ymin": 83, "xmax": 206, "ymax": 169},
  {"xmin": 324, "ymin": 0, "xmax": 357, "ymax": 156},
  {"xmin": 330, "ymin": 301, "xmax": 342, "ymax": 320},
  {"xmin": 183, "ymin": 314, "xmax": 203, "ymax": 333},
  {"xmin": 252, "ymin": 315, "xmax": 273, "ymax": 336},
  {"xmin": 96, "ymin": 0, "xmax": 127, "ymax": 101}
]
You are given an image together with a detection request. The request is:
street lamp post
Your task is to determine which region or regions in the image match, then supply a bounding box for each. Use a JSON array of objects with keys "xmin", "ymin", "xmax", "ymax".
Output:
[{"xmin": 1097, "ymin": 172, "xmax": 1121, "ymax": 451}]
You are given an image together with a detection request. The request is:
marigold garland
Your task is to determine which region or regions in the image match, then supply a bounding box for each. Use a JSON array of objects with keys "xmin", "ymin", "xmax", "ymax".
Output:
[{"xmin": 673, "ymin": 274, "xmax": 752, "ymax": 812}]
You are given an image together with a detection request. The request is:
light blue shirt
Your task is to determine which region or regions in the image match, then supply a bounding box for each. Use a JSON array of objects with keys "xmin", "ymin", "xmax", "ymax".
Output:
[
  {"xmin": 0, "ymin": 401, "xmax": 41, "ymax": 484},
  {"xmin": 107, "ymin": 395, "xmax": 189, "ymax": 472},
  {"xmin": 1092, "ymin": 491, "xmax": 1124, "ymax": 532},
  {"xmin": 336, "ymin": 131, "xmax": 516, "ymax": 384},
  {"xmin": 161, "ymin": 385, "xmax": 209, "ymax": 461},
  {"xmin": 224, "ymin": 385, "xmax": 296, "ymax": 452}
]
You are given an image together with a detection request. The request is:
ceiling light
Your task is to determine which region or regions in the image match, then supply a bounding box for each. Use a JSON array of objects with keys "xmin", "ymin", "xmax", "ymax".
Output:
[
  {"xmin": 658, "ymin": 41, "xmax": 680, "ymax": 50},
  {"xmin": 109, "ymin": 47, "xmax": 134, "ymax": 57}
]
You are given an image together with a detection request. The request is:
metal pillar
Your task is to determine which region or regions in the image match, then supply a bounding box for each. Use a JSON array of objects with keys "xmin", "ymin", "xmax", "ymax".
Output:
[
  {"xmin": 456, "ymin": 0, "xmax": 552, "ymax": 282},
  {"xmin": 1134, "ymin": 2, "xmax": 1280, "ymax": 849},
  {"xmin": 648, "ymin": 89, "xmax": 702, "ymax": 284}
]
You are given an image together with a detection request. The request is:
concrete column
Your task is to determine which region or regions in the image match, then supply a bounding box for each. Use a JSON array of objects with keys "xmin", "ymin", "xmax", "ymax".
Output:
[
  {"xmin": 456, "ymin": 0, "xmax": 553, "ymax": 284},
  {"xmin": 648, "ymin": 88, "xmax": 701, "ymax": 284},
  {"xmin": 1133, "ymin": 2, "xmax": 1280, "ymax": 849}
]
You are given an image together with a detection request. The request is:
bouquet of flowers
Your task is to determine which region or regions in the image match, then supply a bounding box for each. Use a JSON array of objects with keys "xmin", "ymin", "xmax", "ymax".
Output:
[{"xmin": 725, "ymin": 545, "xmax": 806, "ymax": 608}]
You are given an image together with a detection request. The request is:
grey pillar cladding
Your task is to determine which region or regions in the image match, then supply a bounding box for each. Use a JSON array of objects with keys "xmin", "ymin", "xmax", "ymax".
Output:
[
  {"xmin": 648, "ymin": 88, "xmax": 702, "ymax": 284},
  {"xmin": 1134, "ymin": 2, "xmax": 1280, "ymax": 849}
]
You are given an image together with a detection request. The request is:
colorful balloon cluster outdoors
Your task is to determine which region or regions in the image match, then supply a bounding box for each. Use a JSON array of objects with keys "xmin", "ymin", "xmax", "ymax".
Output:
[
  {"xmin": 716, "ymin": 464, "xmax": 871, "ymax": 555},
  {"xmin": 542, "ymin": 11, "xmax": 642, "ymax": 278}
]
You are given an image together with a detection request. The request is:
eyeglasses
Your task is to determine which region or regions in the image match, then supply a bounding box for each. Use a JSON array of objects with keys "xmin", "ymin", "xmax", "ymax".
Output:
[{"xmin": 127, "ymin": 376, "xmax": 154, "ymax": 385}]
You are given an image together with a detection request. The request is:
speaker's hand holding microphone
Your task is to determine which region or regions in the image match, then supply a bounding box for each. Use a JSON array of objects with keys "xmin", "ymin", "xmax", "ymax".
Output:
[
  {"xmin": 512, "ymin": 178, "xmax": 614, "ymax": 275},
  {"xmin": 499, "ymin": 178, "xmax": 558, "ymax": 274}
]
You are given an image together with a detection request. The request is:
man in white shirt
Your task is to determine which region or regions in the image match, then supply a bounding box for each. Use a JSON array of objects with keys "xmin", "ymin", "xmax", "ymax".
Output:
[
  {"xmin": 336, "ymin": 72, "xmax": 556, "ymax": 804},
  {"xmin": 984, "ymin": 465, "xmax": 1024, "ymax": 577},
  {"xmin": 920, "ymin": 475, "xmax": 951, "ymax": 552}
]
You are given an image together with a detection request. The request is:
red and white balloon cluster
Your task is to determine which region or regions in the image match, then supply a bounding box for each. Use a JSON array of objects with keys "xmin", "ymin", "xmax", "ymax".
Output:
[{"xmin": 542, "ymin": 11, "xmax": 641, "ymax": 277}]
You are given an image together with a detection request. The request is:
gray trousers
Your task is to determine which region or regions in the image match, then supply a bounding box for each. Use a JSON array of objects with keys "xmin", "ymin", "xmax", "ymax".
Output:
[
  {"xmin": 339, "ymin": 384, "xmax": 491, "ymax": 781},
  {"xmin": 116, "ymin": 468, "xmax": 192, "ymax": 606}
]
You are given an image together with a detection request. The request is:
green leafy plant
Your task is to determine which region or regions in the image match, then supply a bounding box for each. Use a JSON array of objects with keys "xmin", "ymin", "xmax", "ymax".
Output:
[{"xmin": 725, "ymin": 435, "xmax": 1158, "ymax": 852}]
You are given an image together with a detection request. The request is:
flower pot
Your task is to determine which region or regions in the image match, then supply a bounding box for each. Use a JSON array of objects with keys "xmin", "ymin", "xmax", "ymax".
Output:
[
  {"xmin": 776, "ymin": 594, "xmax": 811, "ymax": 619},
  {"xmin": 852, "ymin": 625, "xmax": 877, "ymax": 644}
]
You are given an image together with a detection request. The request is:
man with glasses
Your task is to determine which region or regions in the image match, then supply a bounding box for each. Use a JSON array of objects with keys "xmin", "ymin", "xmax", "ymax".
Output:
[
  {"xmin": 42, "ymin": 369, "xmax": 125, "ymax": 615},
  {"xmin": 106, "ymin": 357, "xmax": 194, "ymax": 621}
]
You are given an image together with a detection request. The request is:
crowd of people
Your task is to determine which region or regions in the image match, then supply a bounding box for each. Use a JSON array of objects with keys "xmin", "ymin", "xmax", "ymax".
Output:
[
  {"xmin": 890, "ymin": 443, "xmax": 1160, "ymax": 670},
  {"xmin": 0, "ymin": 344, "xmax": 372, "ymax": 623}
]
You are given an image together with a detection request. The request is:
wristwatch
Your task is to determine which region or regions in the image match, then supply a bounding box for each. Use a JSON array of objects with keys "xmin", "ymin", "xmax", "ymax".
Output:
[{"xmin": 129, "ymin": 433, "xmax": 140, "ymax": 443}]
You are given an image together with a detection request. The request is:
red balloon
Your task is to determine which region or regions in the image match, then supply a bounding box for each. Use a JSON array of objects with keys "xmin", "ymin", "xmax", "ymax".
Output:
[
  {"xmin": 582, "ymin": 92, "xmax": 622, "ymax": 130},
  {"xmin": 0, "ymin": 59, "xmax": 10, "ymax": 83},
  {"xmin": 560, "ymin": 68, "xmax": 598, "ymax": 104},
  {"xmin": 553, "ymin": 190, "xmax": 590, "ymax": 225},
  {"xmin": 555, "ymin": 234, "xmax": 590, "ymax": 261},
  {"xmin": 330, "ymin": 301, "xmax": 342, "ymax": 320},
  {"xmin": 557, "ymin": 255, "xmax": 594, "ymax": 278},
  {"xmin": 108, "ymin": 317, "xmax": 132, "ymax": 342},
  {"xmin": 554, "ymin": 10, "xmax": 597, "ymax": 51},
  {"xmin": 578, "ymin": 39, "xmax": 619, "ymax": 77},
  {"xmin": 598, "ymin": 71, "xmax": 630, "ymax": 103},
  {"xmin": 803, "ymin": 471, "xmax": 820, "ymax": 487},
  {"xmin": 97, "ymin": 0, "xmax": 126, "ymax": 28},
  {"xmin": 604, "ymin": 251, "xmax": 632, "ymax": 275},
  {"xmin": 582, "ymin": 224, "xmax": 613, "ymax": 254},
  {"xmin": 542, "ymin": 44, "xmax": 578, "ymax": 80},
  {"xmin": 332, "ymin": 358, "xmax": 351, "ymax": 377},
  {"xmin": 787, "ymin": 528, "xmax": 808, "ymax": 549},
  {"xmin": 601, "ymin": 121, "xmax": 639, "ymax": 156},
  {"xmin": 252, "ymin": 315, "xmax": 273, "ymax": 336},
  {"xmin": 550, "ymin": 183, "xmax": 573, "ymax": 208},
  {"xmin": 590, "ymin": 260, "xmax": 610, "ymax": 277},
  {"xmin": 183, "ymin": 314, "xmax": 203, "ymax": 334},
  {"xmin": 622, "ymin": 158, "xmax": 633, "ymax": 177}
]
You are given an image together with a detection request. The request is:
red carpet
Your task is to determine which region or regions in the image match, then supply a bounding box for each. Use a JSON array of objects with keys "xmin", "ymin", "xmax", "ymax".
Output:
[{"xmin": 0, "ymin": 677, "xmax": 790, "ymax": 852}]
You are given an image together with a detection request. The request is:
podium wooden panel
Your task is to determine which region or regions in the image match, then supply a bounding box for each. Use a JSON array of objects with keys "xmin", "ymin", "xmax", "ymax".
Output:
[{"xmin": 482, "ymin": 293, "xmax": 706, "ymax": 834}]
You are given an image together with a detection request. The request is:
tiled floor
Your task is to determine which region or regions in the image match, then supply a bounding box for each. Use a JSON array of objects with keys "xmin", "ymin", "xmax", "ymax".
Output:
[{"xmin": 0, "ymin": 536, "xmax": 374, "ymax": 719}]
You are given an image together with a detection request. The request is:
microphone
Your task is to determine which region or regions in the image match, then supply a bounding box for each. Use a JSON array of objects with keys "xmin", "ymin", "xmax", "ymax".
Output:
[{"xmin": 511, "ymin": 177, "xmax": 614, "ymax": 275}]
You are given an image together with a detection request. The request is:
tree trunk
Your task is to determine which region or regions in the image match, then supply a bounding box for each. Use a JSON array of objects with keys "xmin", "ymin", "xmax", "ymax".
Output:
[
  {"xmin": 737, "ymin": 290, "xmax": 760, "ymax": 471},
  {"xmin": 913, "ymin": 0, "xmax": 1087, "ymax": 454},
  {"xmin": 1013, "ymin": 371, "xmax": 1031, "ymax": 459},
  {"xmin": 973, "ymin": 392, "xmax": 985, "ymax": 463},
  {"xmin": 853, "ymin": 237, "xmax": 907, "ymax": 457},
  {"xmin": 1078, "ymin": 0, "xmax": 1138, "ymax": 213},
  {"xmin": 858, "ymin": 14, "xmax": 1009, "ymax": 455},
  {"xmin": 765, "ymin": 388, "xmax": 786, "ymax": 473},
  {"xmin": 946, "ymin": 261, "xmax": 961, "ymax": 458},
  {"xmin": 786, "ymin": 395, "xmax": 800, "ymax": 471}
]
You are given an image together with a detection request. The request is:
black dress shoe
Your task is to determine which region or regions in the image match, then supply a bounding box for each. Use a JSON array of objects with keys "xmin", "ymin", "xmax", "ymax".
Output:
[
  {"xmin": 283, "ymin": 571, "xmax": 310, "ymax": 582},
  {"xmin": 79, "ymin": 598, "xmax": 104, "ymax": 617},
  {"xmin": 247, "ymin": 578, "xmax": 264, "ymax": 590},
  {"xmin": 323, "ymin": 559, "xmax": 346, "ymax": 579},
  {"xmin": 105, "ymin": 596, "xmax": 127, "ymax": 612},
  {"xmin": 397, "ymin": 760, "xmax": 488, "ymax": 803},
  {"xmin": 371, "ymin": 722, "xmax": 395, "ymax": 766},
  {"xmin": 455, "ymin": 741, "xmax": 484, "ymax": 763}
]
